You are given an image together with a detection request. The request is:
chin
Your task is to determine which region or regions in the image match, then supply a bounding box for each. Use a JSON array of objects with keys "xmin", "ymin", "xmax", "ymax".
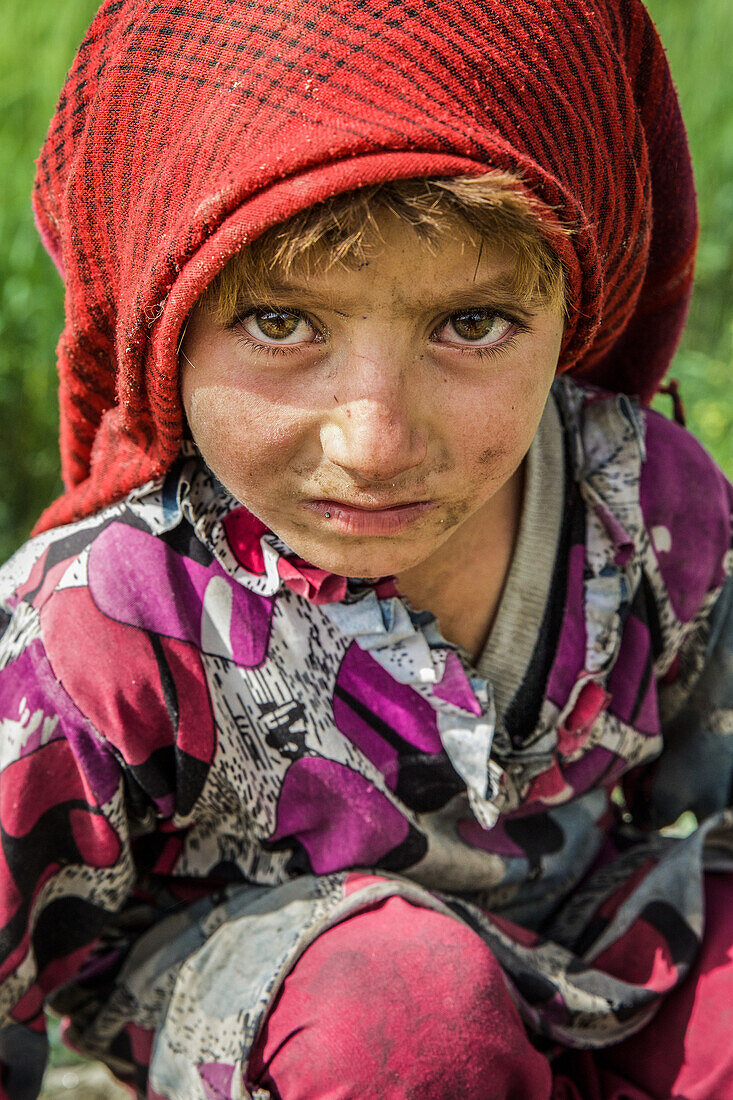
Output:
[{"xmin": 295, "ymin": 539, "xmax": 426, "ymax": 580}]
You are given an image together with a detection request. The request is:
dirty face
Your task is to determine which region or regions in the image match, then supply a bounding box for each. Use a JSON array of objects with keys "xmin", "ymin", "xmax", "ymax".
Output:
[{"xmin": 180, "ymin": 211, "xmax": 564, "ymax": 581}]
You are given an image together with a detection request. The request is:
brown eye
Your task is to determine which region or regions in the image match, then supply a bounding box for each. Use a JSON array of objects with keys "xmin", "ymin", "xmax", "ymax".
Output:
[
  {"xmin": 445, "ymin": 309, "xmax": 513, "ymax": 344},
  {"xmin": 252, "ymin": 309, "xmax": 302, "ymax": 340},
  {"xmin": 241, "ymin": 308, "xmax": 318, "ymax": 346}
]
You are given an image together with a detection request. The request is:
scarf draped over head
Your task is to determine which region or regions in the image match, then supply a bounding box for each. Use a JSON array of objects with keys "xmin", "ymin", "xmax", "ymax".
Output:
[{"xmin": 33, "ymin": 0, "xmax": 697, "ymax": 531}]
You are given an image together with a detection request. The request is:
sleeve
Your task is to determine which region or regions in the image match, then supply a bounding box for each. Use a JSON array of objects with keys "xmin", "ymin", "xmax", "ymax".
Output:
[
  {"xmin": 0, "ymin": 619, "xmax": 135, "ymax": 1099},
  {"xmin": 619, "ymin": 407, "xmax": 733, "ymax": 831},
  {"xmin": 0, "ymin": 515, "xmax": 220, "ymax": 1097},
  {"xmin": 624, "ymin": 572, "xmax": 733, "ymax": 831}
]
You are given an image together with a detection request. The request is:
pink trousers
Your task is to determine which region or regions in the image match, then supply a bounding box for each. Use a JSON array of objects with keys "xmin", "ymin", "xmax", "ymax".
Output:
[{"xmin": 247, "ymin": 874, "xmax": 733, "ymax": 1100}]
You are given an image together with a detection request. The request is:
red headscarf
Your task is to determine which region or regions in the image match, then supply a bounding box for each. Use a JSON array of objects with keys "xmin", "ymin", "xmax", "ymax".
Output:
[{"xmin": 33, "ymin": 0, "xmax": 697, "ymax": 532}]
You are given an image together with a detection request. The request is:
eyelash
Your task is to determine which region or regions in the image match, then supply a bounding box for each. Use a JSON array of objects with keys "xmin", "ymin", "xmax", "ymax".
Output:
[
  {"xmin": 232, "ymin": 309, "xmax": 529, "ymax": 360},
  {"xmin": 435, "ymin": 317, "xmax": 529, "ymax": 362},
  {"xmin": 234, "ymin": 332, "xmax": 307, "ymax": 358},
  {"xmin": 231, "ymin": 309, "xmax": 319, "ymax": 358},
  {"xmin": 454, "ymin": 329, "xmax": 523, "ymax": 362}
]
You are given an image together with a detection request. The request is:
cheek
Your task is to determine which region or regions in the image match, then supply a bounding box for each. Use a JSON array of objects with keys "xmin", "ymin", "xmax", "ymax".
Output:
[
  {"xmin": 458, "ymin": 370, "xmax": 552, "ymax": 481},
  {"xmin": 184, "ymin": 382, "xmax": 309, "ymax": 486},
  {"xmin": 461, "ymin": 391, "xmax": 535, "ymax": 459}
]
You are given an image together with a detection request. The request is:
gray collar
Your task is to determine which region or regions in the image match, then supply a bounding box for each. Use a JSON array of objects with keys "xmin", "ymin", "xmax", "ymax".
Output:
[{"xmin": 475, "ymin": 390, "xmax": 564, "ymax": 721}]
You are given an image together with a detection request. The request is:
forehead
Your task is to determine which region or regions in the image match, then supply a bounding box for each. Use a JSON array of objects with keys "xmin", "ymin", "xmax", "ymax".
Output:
[{"xmin": 256, "ymin": 211, "xmax": 524, "ymax": 311}]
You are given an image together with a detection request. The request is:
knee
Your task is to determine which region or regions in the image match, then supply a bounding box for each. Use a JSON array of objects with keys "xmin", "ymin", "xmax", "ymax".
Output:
[
  {"xmin": 249, "ymin": 895, "xmax": 551, "ymax": 1099},
  {"xmin": 286, "ymin": 896, "xmax": 511, "ymax": 1020}
]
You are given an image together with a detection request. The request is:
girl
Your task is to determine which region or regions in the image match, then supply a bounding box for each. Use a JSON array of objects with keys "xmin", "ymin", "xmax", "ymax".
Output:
[{"xmin": 1, "ymin": 1, "xmax": 731, "ymax": 1097}]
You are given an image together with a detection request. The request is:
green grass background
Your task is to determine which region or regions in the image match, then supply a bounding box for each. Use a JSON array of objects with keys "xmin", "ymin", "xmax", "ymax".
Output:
[{"xmin": 0, "ymin": 0, "xmax": 731, "ymax": 561}]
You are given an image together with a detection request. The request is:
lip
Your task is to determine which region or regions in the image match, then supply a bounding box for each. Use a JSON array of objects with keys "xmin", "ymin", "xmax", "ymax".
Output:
[{"xmin": 303, "ymin": 498, "xmax": 435, "ymax": 536}]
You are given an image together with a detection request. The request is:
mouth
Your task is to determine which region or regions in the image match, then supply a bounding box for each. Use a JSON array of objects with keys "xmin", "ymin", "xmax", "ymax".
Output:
[{"xmin": 302, "ymin": 498, "xmax": 436, "ymax": 536}]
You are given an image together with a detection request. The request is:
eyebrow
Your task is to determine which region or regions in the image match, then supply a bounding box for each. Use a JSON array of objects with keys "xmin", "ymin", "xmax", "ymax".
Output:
[
  {"xmin": 422, "ymin": 279, "xmax": 538, "ymax": 314},
  {"xmin": 231, "ymin": 274, "xmax": 538, "ymax": 317}
]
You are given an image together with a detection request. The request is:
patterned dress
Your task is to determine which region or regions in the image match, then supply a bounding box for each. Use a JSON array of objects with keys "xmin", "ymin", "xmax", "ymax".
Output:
[{"xmin": 1, "ymin": 378, "xmax": 731, "ymax": 1100}]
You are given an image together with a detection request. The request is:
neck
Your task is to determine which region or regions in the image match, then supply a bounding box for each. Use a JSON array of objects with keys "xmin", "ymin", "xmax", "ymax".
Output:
[{"xmin": 396, "ymin": 461, "xmax": 525, "ymax": 663}]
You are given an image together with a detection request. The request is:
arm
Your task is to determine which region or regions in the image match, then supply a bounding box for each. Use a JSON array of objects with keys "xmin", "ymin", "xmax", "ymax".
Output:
[
  {"xmin": 624, "ymin": 574, "xmax": 733, "ymax": 830},
  {"xmin": 0, "ymin": 632, "xmax": 134, "ymax": 1099},
  {"xmin": 619, "ymin": 405, "xmax": 733, "ymax": 831}
]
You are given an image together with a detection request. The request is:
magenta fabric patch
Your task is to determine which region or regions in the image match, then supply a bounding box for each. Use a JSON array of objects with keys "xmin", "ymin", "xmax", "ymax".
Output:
[
  {"xmin": 198, "ymin": 1061, "xmax": 235, "ymax": 1100},
  {"xmin": 269, "ymin": 756, "xmax": 409, "ymax": 872},
  {"xmin": 607, "ymin": 615, "xmax": 659, "ymax": 735},
  {"xmin": 458, "ymin": 816, "xmax": 526, "ymax": 857},
  {"xmin": 224, "ymin": 506, "xmax": 349, "ymax": 602},
  {"xmin": 434, "ymin": 651, "xmax": 482, "ymax": 715},
  {"xmin": 223, "ymin": 508, "xmax": 268, "ymax": 574},
  {"xmin": 640, "ymin": 411, "xmax": 731, "ymax": 623},
  {"xmin": 0, "ymin": 640, "xmax": 119, "ymax": 805},
  {"xmin": 546, "ymin": 544, "xmax": 587, "ymax": 708},
  {"xmin": 562, "ymin": 745, "xmax": 618, "ymax": 792},
  {"xmin": 88, "ymin": 522, "xmax": 274, "ymax": 667},
  {"xmin": 333, "ymin": 642, "xmax": 442, "ymax": 788}
]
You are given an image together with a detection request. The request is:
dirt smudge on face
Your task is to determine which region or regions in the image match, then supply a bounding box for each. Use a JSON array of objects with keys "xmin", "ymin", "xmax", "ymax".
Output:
[{"xmin": 477, "ymin": 444, "xmax": 504, "ymax": 466}]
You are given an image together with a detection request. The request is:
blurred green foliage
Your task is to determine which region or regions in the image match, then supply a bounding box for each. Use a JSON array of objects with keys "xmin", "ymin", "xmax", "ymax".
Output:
[
  {"xmin": 0, "ymin": 0, "xmax": 731, "ymax": 562},
  {"xmin": 647, "ymin": 0, "xmax": 733, "ymax": 476},
  {"xmin": 0, "ymin": 1, "xmax": 100, "ymax": 559}
]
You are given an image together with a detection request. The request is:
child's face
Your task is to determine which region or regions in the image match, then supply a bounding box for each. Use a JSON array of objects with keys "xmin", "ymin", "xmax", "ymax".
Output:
[{"xmin": 181, "ymin": 211, "xmax": 564, "ymax": 580}]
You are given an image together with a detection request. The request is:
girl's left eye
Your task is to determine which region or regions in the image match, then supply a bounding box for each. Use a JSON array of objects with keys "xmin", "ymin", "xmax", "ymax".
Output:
[
  {"xmin": 240, "ymin": 308, "xmax": 318, "ymax": 346},
  {"xmin": 434, "ymin": 309, "xmax": 516, "ymax": 347}
]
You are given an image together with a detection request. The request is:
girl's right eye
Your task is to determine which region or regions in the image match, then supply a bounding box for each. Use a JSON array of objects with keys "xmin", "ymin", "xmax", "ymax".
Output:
[{"xmin": 239, "ymin": 308, "xmax": 318, "ymax": 346}]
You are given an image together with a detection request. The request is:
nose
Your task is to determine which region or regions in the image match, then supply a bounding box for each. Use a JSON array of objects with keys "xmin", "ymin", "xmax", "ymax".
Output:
[{"xmin": 320, "ymin": 363, "xmax": 427, "ymax": 484}]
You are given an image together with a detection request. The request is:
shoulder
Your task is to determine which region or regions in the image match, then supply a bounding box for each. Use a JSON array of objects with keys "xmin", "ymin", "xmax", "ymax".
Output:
[
  {"xmin": 0, "ymin": 471, "xmax": 195, "ymax": 723},
  {"xmin": 639, "ymin": 407, "xmax": 732, "ymax": 622},
  {"xmin": 0, "ymin": 472, "xmax": 222, "ymax": 807},
  {"xmin": 554, "ymin": 378, "xmax": 731, "ymax": 623},
  {"xmin": 1, "ymin": 453, "xmax": 213, "ymax": 626},
  {"xmin": 0, "ymin": 509, "xmax": 137, "ymax": 810},
  {"xmin": 0, "ymin": 448, "xmax": 278, "ymax": 679},
  {"xmin": 0, "ymin": 493, "xmax": 171, "ymax": 628}
]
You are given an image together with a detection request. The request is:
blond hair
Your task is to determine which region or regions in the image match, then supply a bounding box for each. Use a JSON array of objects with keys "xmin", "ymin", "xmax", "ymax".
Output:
[{"xmin": 200, "ymin": 173, "xmax": 568, "ymax": 324}]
